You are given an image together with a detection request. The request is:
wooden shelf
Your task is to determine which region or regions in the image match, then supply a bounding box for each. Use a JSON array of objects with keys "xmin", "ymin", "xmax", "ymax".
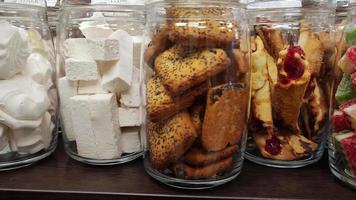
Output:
[{"xmin": 0, "ymin": 137, "xmax": 354, "ymax": 200}]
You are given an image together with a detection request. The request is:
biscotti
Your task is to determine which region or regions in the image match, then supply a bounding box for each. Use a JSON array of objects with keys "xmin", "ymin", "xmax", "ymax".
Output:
[
  {"xmin": 147, "ymin": 76, "xmax": 208, "ymax": 122},
  {"xmin": 154, "ymin": 45, "xmax": 231, "ymax": 96},
  {"xmin": 166, "ymin": 7, "xmax": 238, "ymax": 47},
  {"xmin": 148, "ymin": 112, "xmax": 198, "ymax": 169},
  {"xmin": 202, "ymin": 83, "xmax": 248, "ymax": 152},
  {"xmin": 173, "ymin": 156, "xmax": 233, "ymax": 179},
  {"xmin": 184, "ymin": 146, "xmax": 238, "ymax": 166}
]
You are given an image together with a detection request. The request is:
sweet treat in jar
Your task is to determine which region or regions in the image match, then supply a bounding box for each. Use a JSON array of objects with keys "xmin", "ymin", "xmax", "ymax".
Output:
[
  {"xmin": 57, "ymin": 5, "xmax": 145, "ymax": 164},
  {"xmin": 144, "ymin": 0, "xmax": 250, "ymax": 185},
  {"xmin": 166, "ymin": 7, "xmax": 238, "ymax": 47},
  {"xmin": 202, "ymin": 83, "xmax": 248, "ymax": 152},
  {"xmin": 330, "ymin": 20, "xmax": 356, "ymax": 184},
  {"xmin": 247, "ymin": 16, "xmax": 333, "ymax": 163},
  {"xmin": 148, "ymin": 112, "xmax": 198, "ymax": 169},
  {"xmin": 154, "ymin": 45, "xmax": 231, "ymax": 96},
  {"xmin": 0, "ymin": 14, "xmax": 57, "ymax": 168}
]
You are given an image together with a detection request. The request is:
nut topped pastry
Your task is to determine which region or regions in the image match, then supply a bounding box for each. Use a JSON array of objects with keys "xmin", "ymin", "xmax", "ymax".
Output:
[
  {"xmin": 143, "ymin": 0, "xmax": 250, "ymax": 185},
  {"xmin": 154, "ymin": 45, "xmax": 230, "ymax": 96}
]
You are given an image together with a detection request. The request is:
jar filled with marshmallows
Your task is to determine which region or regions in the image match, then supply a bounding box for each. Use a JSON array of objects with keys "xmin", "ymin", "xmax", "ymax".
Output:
[
  {"xmin": 57, "ymin": 0, "xmax": 145, "ymax": 165},
  {"xmin": 0, "ymin": 0, "xmax": 58, "ymax": 170}
]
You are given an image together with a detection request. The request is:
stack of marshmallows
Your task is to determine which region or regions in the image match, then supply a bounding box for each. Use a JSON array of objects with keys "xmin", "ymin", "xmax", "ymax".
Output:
[
  {"xmin": 0, "ymin": 20, "xmax": 56, "ymax": 155},
  {"xmin": 58, "ymin": 14, "xmax": 143, "ymax": 160}
]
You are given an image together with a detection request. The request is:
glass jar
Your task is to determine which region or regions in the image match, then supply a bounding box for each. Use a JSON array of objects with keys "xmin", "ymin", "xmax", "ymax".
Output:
[
  {"xmin": 143, "ymin": 0, "xmax": 251, "ymax": 189},
  {"xmin": 57, "ymin": 0, "xmax": 145, "ymax": 165},
  {"xmin": 329, "ymin": 1, "xmax": 356, "ymax": 189},
  {"xmin": 0, "ymin": 0, "xmax": 58, "ymax": 170},
  {"xmin": 245, "ymin": 0, "xmax": 335, "ymax": 168}
]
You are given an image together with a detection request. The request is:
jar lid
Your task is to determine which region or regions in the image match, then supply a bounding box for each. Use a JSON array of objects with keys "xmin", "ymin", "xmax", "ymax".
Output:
[
  {"xmin": 2, "ymin": 0, "xmax": 47, "ymax": 7},
  {"xmin": 247, "ymin": 0, "xmax": 335, "ymax": 9},
  {"xmin": 62, "ymin": 0, "xmax": 144, "ymax": 6}
]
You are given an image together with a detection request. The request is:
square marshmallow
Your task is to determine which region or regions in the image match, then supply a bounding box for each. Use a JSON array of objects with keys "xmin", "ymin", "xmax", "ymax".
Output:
[{"xmin": 65, "ymin": 58, "xmax": 98, "ymax": 81}]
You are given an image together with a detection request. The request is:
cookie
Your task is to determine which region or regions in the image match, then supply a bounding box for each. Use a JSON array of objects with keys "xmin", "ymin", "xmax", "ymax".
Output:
[
  {"xmin": 184, "ymin": 145, "xmax": 238, "ymax": 167},
  {"xmin": 255, "ymin": 25, "xmax": 286, "ymax": 61},
  {"xmin": 144, "ymin": 27, "xmax": 172, "ymax": 68},
  {"xmin": 232, "ymin": 49, "xmax": 249, "ymax": 81},
  {"xmin": 166, "ymin": 7, "xmax": 238, "ymax": 47},
  {"xmin": 202, "ymin": 83, "xmax": 248, "ymax": 152},
  {"xmin": 147, "ymin": 76, "xmax": 208, "ymax": 122},
  {"xmin": 189, "ymin": 100, "xmax": 206, "ymax": 137},
  {"xmin": 155, "ymin": 45, "xmax": 230, "ymax": 96},
  {"xmin": 148, "ymin": 112, "xmax": 197, "ymax": 169},
  {"xmin": 173, "ymin": 156, "xmax": 233, "ymax": 179}
]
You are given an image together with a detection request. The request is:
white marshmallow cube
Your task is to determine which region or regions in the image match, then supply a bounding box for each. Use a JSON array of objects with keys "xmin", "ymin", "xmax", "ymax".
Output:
[
  {"xmin": 120, "ymin": 127, "xmax": 142, "ymax": 153},
  {"xmin": 87, "ymin": 39, "xmax": 119, "ymax": 61},
  {"xmin": 101, "ymin": 30, "xmax": 133, "ymax": 93},
  {"xmin": 65, "ymin": 38, "xmax": 92, "ymax": 60},
  {"xmin": 78, "ymin": 77, "xmax": 107, "ymax": 95},
  {"xmin": 118, "ymin": 107, "xmax": 141, "ymax": 127},
  {"xmin": 65, "ymin": 58, "xmax": 98, "ymax": 81},
  {"xmin": 70, "ymin": 93, "xmax": 122, "ymax": 159},
  {"xmin": 120, "ymin": 82, "xmax": 141, "ymax": 107},
  {"xmin": 58, "ymin": 77, "xmax": 78, "ymax": 141}
]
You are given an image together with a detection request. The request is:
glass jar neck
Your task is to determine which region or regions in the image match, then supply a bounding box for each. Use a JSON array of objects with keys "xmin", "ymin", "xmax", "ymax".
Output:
[{"xmin": 0, "ymin": 3, "xmax": 47, "ymax": 22}]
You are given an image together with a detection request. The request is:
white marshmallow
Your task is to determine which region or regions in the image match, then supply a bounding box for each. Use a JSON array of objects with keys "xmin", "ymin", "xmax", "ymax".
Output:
[
  {"xmin": 24, "ymin": 53, "xmax": 53, "ymax": 88},
  {"xmin": 78, "ymin": 79, "xmax": 107, "ymax": 95},
  {"xmin": 58, "ymin": 77, "xmax": 78, "ymax": 141},
  {"xmin": 65, "ymin": 58, "xmax": 98, "ymax": 81},
  {"xmin": 101, "ymin": 31, "xmax": 133, "ymax": 93},
  {"xmin": 132, "ymin": 36, "xmax": 143, "ymax": 69},
  {"xmin": 120, "ymin": 127, "xmax": 142, "ymax": 153},
  {"xmin": 70, "ymin": 94, "xmax": 122, "ymax": 159},
  {"xmin": 120, "ymin": 83, "xmax": 141, "ymax": 108},
  {"xmin": 118, "ymin": 107, "xmax": 141, "ymax": 127},
  {"xmin": 79, "ymin": 13, "xmax": 113, "ymax": 40},
  {"xmin": 0, "ymin": 20, "xmax": 30, "ymax": 80},
  {"xmin": 0, "ymin": 75, "xmax": 50, "ymax": 124},
  {"xmin": 65, "ymin": 38, "xmax": 92, "ymax": 60},
  {"xmin": 87, "ymin": 39, "xmax": 119, "ymax": 61}
]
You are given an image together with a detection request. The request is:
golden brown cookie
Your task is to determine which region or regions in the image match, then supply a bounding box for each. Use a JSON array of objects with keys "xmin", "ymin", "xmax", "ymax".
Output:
[
  {"xmin": 232, "ymin": 49, "xmax": 249, "ymax": 81},
  {"xmin": 255, "ymin": 25, "xmax": 286, "ymax": 61},
  {"xmin": 144, "ymin": 27, "xmax": 172, "ymax": 68},
  {"xmin": 173, "ymin": 156, "xmax": 233, "ymax": 179},
  {"xmin": 147, "ymin": 76, "xmax": 208, "ymax": 122},
  {"xmin": 298, "ymin": 29, "xmax": 325, "ymax": 76},
  {"xmin": 252, "ymin": 131, "xmax": 297, "ymax": 161},
  {"xmin": 166, "ymin": 7, "xmax": 238, "ymax": 47},
  {"xmin": 148, "ymin": 112, "xmax": 198, "ymax": 169},
  {"xmin": 202, "ymin": 83, "xmax": 248, "ymax": 152},
  {"xmin": 184, "ymin": 145, "xmax": 238, "ymax": 167},
  {"xmin": 189, "ymin": 101, "xmax": 205, "ymax": 137},
  {"xmin": 154, "ymin": 45, "xmax": 230, "ymax": 96}
]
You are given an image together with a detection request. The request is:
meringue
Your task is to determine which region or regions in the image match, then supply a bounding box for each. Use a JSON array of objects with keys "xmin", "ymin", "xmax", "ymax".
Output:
[
  {"xmin": 24, "ymin": 53, "xmax": 53, "ymax": 87},
  {"xmin": 0, "ymin": 124, "xmax": 9, "ymax": 151},
  {"xmin": 0, "ymin": 75, "xmax": 50, "ymax": 123},
  {"xmin": 0, "ymin": 20, "xmax": 30, "ymax": 80},
  {"xmin": 10, "ymin": 112, "xmax": 54, "ymax": 154},
  {"xmin": 79, "ymin": 12, "xmax": 113, "ymax": 39}
]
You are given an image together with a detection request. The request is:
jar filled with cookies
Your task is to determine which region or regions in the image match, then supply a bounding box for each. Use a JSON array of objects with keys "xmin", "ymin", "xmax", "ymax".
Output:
[
  {"xmin": 143, "ymin": 0, "xmax": 251, "ymax": 188},
  {"xmin": 0, "ymin": 0, "xmax": 58, "ymax": 170},
  {"xmin": 57, "ymin": 0, "xmax": 145, "ymax": 165},
  {"xmin": 245, "ymin": 0, "xmax": 336, "ymax": 168},
  {"xmin": 329, "ymin": 0, "xmax": 356, "ymax": 189}
]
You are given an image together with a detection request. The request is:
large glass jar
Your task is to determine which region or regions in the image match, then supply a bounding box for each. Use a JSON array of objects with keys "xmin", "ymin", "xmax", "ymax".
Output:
[
  {"xmin": 245, "ymin": 0, "xmax": 335, "ymax": 168},
  {"xmin": 329, "ymin": 1, "xmax": 356, "ymax": 189},
  {"xmin": 143, "ymin": 0, "xmax": 251, "ymax": 189},
  {"xmin": 57, "ymin": 0, "xmax": 145, "ymax": 165},
  {"xmin": 0, "ymin": 0, "xmax": 58, "ymax": 170}
]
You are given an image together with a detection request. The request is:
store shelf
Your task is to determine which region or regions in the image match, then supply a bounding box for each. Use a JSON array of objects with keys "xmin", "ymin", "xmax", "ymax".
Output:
[{"xmin": 0, "ymin": 138, "xmax": 355, "ymax": 200}]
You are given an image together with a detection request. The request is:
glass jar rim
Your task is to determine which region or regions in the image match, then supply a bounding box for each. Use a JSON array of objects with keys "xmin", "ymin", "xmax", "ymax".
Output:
[
  {"xmin": 61, "ymin": 0, "xmax": 145, "ymax": 7},
  {"xmin": 0, "ymin": 0, "xmax": 47, "ymax": 8},
  {"xmin": 145, "ymin": 0, "xmax": 245, "ymax": 7}
]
